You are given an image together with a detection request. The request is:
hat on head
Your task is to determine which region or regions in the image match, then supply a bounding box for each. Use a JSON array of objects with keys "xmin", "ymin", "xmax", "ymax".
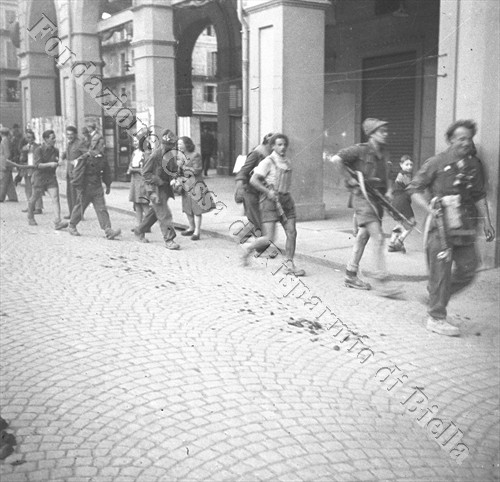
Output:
[{"xmin": 362, "ymin": 118, "xmax": 388, "ymax": 137}]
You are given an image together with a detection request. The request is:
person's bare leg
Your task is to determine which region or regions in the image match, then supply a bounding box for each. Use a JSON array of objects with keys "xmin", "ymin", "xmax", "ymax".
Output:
[{"xmin": 194, "ymin": 215, "xmax": 202, "ymax": 236}]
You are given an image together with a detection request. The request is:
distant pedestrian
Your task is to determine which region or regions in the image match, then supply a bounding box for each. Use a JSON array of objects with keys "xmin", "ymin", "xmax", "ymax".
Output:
[
  {"xmin": 81, "ymin": 127, "xmax": 91, "ymax": 149},
  {"xmin": 62, "ymin": 126, "xmax": 87, "ymax": 219},
  {"xmin": 408, "ymin": 119, "xmax": 495, "ymax": 336},
  {"xmin": 86, "ymin": 122, "xmax": 105, "ymax": 158},
  {"xmin": 0, "ymin": 127, "xmax": 19, "ymax": 203},
  {"xmin": 27, "ymin": 130, "xmax": 67, "ymax": 230},
  {"xmin": 132, "ymin": 129, "xmax": 180, "ymax": 250},
  {"xmin": 330, "ymin": 118, "xmax": 403, "ymax": 297},
  {"xmin": 19, "ymin": 130, "xmax": 43, "ymax": 213},
  {"xmin": 68, "ymin": 138, "xmax": 121, "ymax": 240},
  {"xmin": 127, "ymin": 136, "xmax": 150, "ymax": 242},
  {"xmin": 242, "ymin": 133, "xmax": 305, "ymax": 276},
  {"xmin": 176, "ymin": 136, "xmax": 214, "ymax": 241},
  {"xmin": 388, "ymin": 155, "xmax": 415, "ymax": 253},
  {"xmin": 200, "ymin": 126, "xmax": 216, "ymax": 176}
]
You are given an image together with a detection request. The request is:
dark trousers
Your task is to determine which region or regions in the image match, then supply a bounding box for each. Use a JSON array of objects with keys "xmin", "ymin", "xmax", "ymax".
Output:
[
  {"xmin": 242, "ymin": 189, "xmax": 262, "ymax": 241},
  {"xmin": 66, "ymin": 174, "xmax": 77, "ymax": 214},
  {"xmin": 136, "ymin": 190, "xmax": 176, "ymax": 242},
  {"xmin": 202, "ymin": 153, "xmax": 211, "ymax": 175},
  {"xmin": 426, "ymin": 230, "xmax": 479, "ymax": 320},
  {"xmin": 70, "ymin": 185, "xmax": 111, "ymax": 231},
  {"xmin": 0, "ymin": 170, "xmax": 18, "ymax": 202}
]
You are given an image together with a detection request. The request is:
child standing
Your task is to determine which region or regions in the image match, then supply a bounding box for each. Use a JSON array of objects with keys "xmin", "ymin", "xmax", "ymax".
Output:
[
  {"xmin": 127, "ymin": 136, "xmax": 150, "ymax": 242},
  {"xmin": 388, "ymin": 154, "xmax": 415, "ymax": 253}
]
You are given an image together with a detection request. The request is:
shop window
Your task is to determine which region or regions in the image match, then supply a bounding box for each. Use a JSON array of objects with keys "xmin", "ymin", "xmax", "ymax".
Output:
[
  {"xmin": 6, "ymin": 80, "xmax": 20, "ymax": 102},
  {"xmin": 203, "ymin": 85, "xmax": 216, "ymax": 103},
  {"xmin": 207, "ymin": 51, "xmax": 217, "ymax": 77}
]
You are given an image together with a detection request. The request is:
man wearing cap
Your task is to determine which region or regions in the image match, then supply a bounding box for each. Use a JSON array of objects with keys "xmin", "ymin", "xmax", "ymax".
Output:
[
  {"xmin": 132, "ymin": 129, "xmax": 180, "ymax": 250},
  {"xmin": 86, "ymin": 122, "xmax": 105, "ymax": 158},
  {"xmin": 62, "ymin": 126, "xmax": 87, "ymax": 218},
  {"xmin": 67, "ymin": 131, "xmax": 121, "ymax": 240},
  {"xmin": 330, "ymin": 118, "xmax": 402, "ymax": 297}
]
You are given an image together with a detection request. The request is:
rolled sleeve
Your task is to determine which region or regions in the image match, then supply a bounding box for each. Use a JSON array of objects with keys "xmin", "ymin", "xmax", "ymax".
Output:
[{"xmin": 407, "ymin": 159, "xmax": 435, "ymax": 196}]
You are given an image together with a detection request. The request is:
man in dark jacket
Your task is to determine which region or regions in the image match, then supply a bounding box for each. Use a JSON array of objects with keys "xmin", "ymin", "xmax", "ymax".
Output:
[
  {"xmin": 408, "ymin": 119, "xmax": 495, "ymax": 336},
  {"xmin": 132, "ymin": 129, "xmax": 180, "ymax": 250},
  {"xmin": 62, "ymin": 126, "xmax": 87, "ymax": 218},
  {"xmin": 235, "ymin": 133, "xmax": 274, "ymax": 238},
  {"xmin": 67, "ymin": 133, "xmax": 121, "ymax": 240}
]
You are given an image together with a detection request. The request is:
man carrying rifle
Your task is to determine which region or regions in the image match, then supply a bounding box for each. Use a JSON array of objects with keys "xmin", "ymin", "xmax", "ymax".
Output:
[
  {"xmin": 331, "ymin": 118, "xmax": 402, "ymax": 297},
  {"xmin": 408, "ymin": 119, "xmax": 495, "ymax": 336},
  {"xmin": 241, "ymin": 133, "xmax": 305, "ymax": 276}
]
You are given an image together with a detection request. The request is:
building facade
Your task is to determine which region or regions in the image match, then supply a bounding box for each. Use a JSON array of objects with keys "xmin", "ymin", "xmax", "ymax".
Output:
[
  {"xmin": 0, "ymin": 0, "xmax": 22, "ymax": 128},
  {"xmin": 16, "ymin": 0, "xmax": 499, "ymax": 267}
]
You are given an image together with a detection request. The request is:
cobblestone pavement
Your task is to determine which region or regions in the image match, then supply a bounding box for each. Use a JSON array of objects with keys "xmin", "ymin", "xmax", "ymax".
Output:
[{"xmin": 1, "ymin": 202, "xmax": 499, "ymax": 482}]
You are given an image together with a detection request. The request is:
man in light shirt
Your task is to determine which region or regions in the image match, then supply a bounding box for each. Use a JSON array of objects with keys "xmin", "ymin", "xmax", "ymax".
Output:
[{"xmin": 19, "ymin": 130, "xmax": 43, "ymax": 214}]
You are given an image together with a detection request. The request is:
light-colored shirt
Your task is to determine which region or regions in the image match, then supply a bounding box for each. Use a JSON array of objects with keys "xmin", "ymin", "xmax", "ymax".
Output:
[{"xmin": 253, "ymin": 151, "xmax": 292, "ymax": 193}]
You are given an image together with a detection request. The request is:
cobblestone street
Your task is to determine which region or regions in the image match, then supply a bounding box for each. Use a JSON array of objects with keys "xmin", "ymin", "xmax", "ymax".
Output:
[{"xmin": 1, "ymin": 202, "xmax": 499, "ymax": 482}]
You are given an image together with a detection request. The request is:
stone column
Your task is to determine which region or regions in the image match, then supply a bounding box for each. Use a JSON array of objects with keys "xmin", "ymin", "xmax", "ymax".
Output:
[
  {"xmin": 58, "ymin": 0, "xmax": 103, "ymax": 129},
  {"xmin": 246, "ymin": 0, "xmax": 329, "ymax": 221},
  {"xmin": 19, "ymin": 2, "xmax": 59, "ymax": 126},
  {"xmin": 131, "ymin": 0, "xmax": 176, "ymax": 135},
  {"xmin": 436, "ymin": 0, "xmax": 499, "ymax": 267}
]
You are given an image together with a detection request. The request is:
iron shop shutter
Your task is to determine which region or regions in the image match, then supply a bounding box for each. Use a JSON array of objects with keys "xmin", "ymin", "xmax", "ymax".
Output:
[{"xmin": 361, "ymin": 51, "xmax": 417, "ymax": 179}]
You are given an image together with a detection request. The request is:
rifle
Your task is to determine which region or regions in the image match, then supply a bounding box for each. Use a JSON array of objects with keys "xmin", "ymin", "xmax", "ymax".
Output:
[
  {"xmin": 344, "ymin": 165, "xmax": 417, "ymax": 230},
  {"xmin": 430, "ymin": 197, "xmax": 452, "ymax": 261},
  {"xmin": 262, "ymin": 180, "xmax": 287, "ymax": 223}
]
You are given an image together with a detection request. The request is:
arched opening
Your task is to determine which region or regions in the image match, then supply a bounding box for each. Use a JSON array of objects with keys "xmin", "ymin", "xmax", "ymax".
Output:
[
  {"xmin": 174, "ymin": 1, "xmax": 241, "ymax": 175},
  {"xmin": 177, "ymin": 25, "xmax": 218, "ymax": 174}
]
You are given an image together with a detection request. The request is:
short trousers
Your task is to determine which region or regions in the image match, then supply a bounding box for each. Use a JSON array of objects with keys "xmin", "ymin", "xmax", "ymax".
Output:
[
  {"xmin": 352, "ymin": 194, "xmax": 383, "ymax": 227},
  {"xmin": 33, "ymin": 177, "xmax": 59, "ymax": 192},
  {"xmin": 261, "ymin": 192, "xmax": 296, "ymax": 223}
]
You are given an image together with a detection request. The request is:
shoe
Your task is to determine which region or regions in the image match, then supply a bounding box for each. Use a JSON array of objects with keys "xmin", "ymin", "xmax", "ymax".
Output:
[
  {"xmin": 191, "ymin": 234, "xmax": 200, "ymax": 241},
  {"xmin": 388, "ymin": 239, "xmax": 406, "ymax": 253},
  {"xmin": 426, "ymin": 316, "xmax": 460, "ymax": 336},
  {"xmin": 54, "ymin": 220, "xmax": 69, "ymax": 231},
  {"xmin": 181, "ymin": 229, "xmax": 194, "ymax": 236},
  {"xmin": 165, "ymin": 240, "xmax": 180, "ymax": 250},
  {"xmin": 105, "ymin": 228, "xmax": 121, "ymax": 240},
  {"xmin": 34, "ymin": 209, "xmax": 43, "ymax": 215},
  {"xmin": 283, "ymin": 260, "xmax": 306, "ymax": 277},
  {"xmin": 28, "ymin": 219, "xmax": 38, "ymax": 226},
  {"xmin": 21, "ymin": 208, "xmax": 28, "ymax": 213},
  {"xmin": 63, "ymin": 215, "xmax": 71, "ymax": 219},
  {"xmin": 68, "ymin": 225, "xmax": 81, "ymax": 236},
  {"xmin": 133, "ymin": 229, "xmax": 149, "ymax": 243},
  {"xmin": 345, "ymin": 276, "xmax": 371, "ymax": 290}
]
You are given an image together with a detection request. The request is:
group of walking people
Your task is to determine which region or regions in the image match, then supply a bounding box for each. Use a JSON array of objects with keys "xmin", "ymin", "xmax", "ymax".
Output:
[
  {"xmin": 0, "ymin": 117, "xmax": 495, "ymax": 337},
  {"xmin": 234, "ymin": 118, "xmax": 495, "ymax": 337}
]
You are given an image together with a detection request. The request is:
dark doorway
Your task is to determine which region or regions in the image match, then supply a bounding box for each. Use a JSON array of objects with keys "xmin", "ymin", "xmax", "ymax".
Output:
[{"xmin": 362, "ymin": 51, "xmax": 417, "ymax": 170}]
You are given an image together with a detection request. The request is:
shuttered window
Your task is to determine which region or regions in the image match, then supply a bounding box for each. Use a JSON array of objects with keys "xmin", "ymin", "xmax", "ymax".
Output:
[{"xmin": 362, "ymin": 51, "xmax": 416, "ymax": 173}]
